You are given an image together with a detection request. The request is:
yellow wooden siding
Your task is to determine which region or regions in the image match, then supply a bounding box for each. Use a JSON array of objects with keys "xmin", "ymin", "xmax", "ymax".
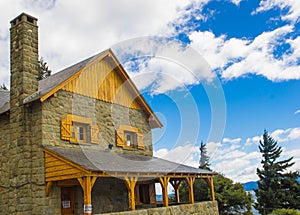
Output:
[
  {"xmin": 62, "ymin": 60, "xmax": 141, "ymax": 110},
  {"xmin": 44, "ymin": 152, "xmax": 86, "ymax": 181}
]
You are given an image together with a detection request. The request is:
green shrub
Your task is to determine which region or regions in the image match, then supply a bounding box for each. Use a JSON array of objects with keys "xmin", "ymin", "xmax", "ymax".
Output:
[{"xmin": 269, "ymin": 208, "xmax": 300, "ymax": 215}]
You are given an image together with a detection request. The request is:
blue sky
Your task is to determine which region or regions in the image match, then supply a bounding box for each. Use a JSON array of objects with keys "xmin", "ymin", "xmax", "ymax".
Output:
[{"xmin": 0, "ymin": 0, "xmax": 300, "ymax": 183}]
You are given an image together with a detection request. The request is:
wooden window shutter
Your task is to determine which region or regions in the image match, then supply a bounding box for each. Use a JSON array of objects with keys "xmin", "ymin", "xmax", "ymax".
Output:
[
  {"xmin": 61, "ymin": 119, "xmax": 72, "ymax": 140},
  {"xmin": 90, "ymin": 124, "xmax": 99, "ymax": 144},
  {"xmin": 116, "ymin": 129, "xmax": 125, "ymax": 147},
  {"xmin": 137, "ymin": 133, "xmax": 144, "ymax": 150}
]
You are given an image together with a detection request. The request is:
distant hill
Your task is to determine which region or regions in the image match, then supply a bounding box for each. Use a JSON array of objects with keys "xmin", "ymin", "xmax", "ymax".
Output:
[
  {"xmin": 243, "ymin": 181, "xmax": 258, "ymax": 191},
  {"xmin": 244, "ymin": 178, "xmax": 300, "ymax": 191}
]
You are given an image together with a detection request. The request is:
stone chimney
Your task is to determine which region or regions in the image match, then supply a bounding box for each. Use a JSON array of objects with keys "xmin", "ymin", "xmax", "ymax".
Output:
[
  {"xmin": 8, "ymin": 13, "xmax": 39, "ymax": 213},
  {"xmin": 10, "ymin": 13, "xmax": 39, "ymax": 105}
]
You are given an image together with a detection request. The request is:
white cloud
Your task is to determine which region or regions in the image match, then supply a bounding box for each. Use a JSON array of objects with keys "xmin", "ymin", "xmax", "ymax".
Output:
[
  {"xmin": 154, "ymin": 143, "xmax": 200, "ymax": 168},
  {"xmin": 271, "ymin": 127, "xmax": 300, "ymax": 142},
  {"xmin": 223, "ymin": 137, "xmax": 241, "ymax": 144},
  {"xmin": 230, "ymin": 0, "xmax": 242, "ymax": 6},
  {"xmin": 294, "ymin": 109, "xmax": 300, "ymax": 114},
  {"xmin": 245, "ymin": 136, "xmax": 262, "ymax": 146},
  {"xmin": 0, "ymin": 0, "xmax": 209, "ymax": 87},
  {"xmin": 254, "ymin": 0, "xmax": 300, "ymax": 23},
  {"xmin": 112, "ymin": 37, "xmax": 215, "ymax": 94},
  {"xmin": 189, "ymin": 25, "xmax": 300, "ymax": 81},
  {"xmin": 154, "ymin": 127, "xmax": 300, "ymax": 183}
]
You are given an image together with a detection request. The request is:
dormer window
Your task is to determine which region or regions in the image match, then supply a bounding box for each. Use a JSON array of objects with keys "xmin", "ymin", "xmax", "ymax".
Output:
[
  {"xmin": 116, "ymin": 125, "xmax": 144, "ymax": 150},
  {"xmin": 61, "ymin": 114, "xmax": 99, "ymax": 144}
]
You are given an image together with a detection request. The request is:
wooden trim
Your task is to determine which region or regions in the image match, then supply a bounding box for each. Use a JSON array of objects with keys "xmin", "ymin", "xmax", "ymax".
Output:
[
  {"xmin": 45, "ymin": 181, "xmax": 53, "ymax": 196},
  {"xmin": 40, "ymin": 49, "xmax": 162, "ymax": 128},
  {"xmin": 137, "ymin": 132, "xmax": 144, "ymax": 150},
  {"xmin": 40, "ymin": 51, "xmax": 110, "ymax": 103},
  {"xmin": 119, "ymin": 125, "xmax": 139, "ymax": 133},
  {"xmin": 108, "ymin": 50, "xmax": 162, "ymax": 128},
  {"xmin": 57, "ymin": 179, "xmax": 80, "ymax": 187},
  {"xmin": 43, "ymin": 148, "xmax": 91, "ymax": 182},
  {"xmin": 66, "ymin": 114, "xmax": 93, "ymax": 124},
  {"xmin": 159, "ymin": 176, "xmax": 170, "ymax": 207}
]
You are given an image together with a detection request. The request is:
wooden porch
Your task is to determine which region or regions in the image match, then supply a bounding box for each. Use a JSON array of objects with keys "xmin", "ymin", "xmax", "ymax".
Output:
[{"xmin": 43, "ymin": 147, "xmax": 216, "ymax": 214}]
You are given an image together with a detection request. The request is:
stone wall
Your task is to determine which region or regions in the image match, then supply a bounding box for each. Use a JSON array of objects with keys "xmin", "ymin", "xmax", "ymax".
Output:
[
  {"xmin": 0, "ymin": 102, "xmax": 49, "ymax": 214},
  {"xmin": 74, "ymin": 178, "xmax": 129, "ymax": 214},
  {"xmin": 100, "ymin": 201, "xmax": 219, "ymax": 215},
  {"xmin": 41, "ymin": 90, "xmax": 153, "ymax": 156}
]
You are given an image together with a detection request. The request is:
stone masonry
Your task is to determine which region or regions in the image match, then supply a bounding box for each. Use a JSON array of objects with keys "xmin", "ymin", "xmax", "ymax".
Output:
[{"xmin": 100, "ymin": 201, "xmax": 219, "ymax": 215}]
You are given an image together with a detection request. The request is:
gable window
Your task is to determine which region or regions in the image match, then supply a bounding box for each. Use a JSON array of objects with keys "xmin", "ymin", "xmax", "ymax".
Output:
[
  {"xmin": 61, "ymin": 114, "xmax": 99, "ymax": 144},
  {"xmin": 116, "ymin": 125, "xmax": 144, "ymax": 150}
]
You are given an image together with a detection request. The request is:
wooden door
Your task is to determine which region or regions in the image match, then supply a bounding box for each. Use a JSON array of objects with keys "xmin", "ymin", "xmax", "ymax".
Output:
[{"xmin": 61, "ymin": 187, "xmax": 75, "ymax": 215}]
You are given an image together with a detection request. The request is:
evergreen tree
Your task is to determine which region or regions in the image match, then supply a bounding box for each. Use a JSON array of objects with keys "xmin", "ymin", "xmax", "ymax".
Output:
[
  {"xmin": 179, "ymin": 142, "xmax": 253, "ymax": 214},
  {"xmin": 37, "ymin": 57, "xmax": 51, "ymax": 80},
  {"xmin": 199, "ymin": 141, "xmax": 210, "ymax": 169},
  {"xmin": 0, "ymin": 84, "xmax": 8, "ymax": 90},
  {"xmin": 254, "ymin": 130, "xmax": 300, "ymax": 215}
]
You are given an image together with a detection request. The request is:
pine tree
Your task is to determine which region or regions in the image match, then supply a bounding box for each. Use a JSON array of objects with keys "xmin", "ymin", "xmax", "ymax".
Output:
[
  {"xmin": 255, "ymin": 130, "xmax": 300, "ymax": 215},
  {"xmin": 179, "ymin": 142, "xmax": 253, "ymax": 214},
  {"xmin": 199, "ymin": 141, "xmax": 210, "ymax": 169},
  {"xmin": 37, "ymin": 57, "xmax": 51, "ymax": 80}
]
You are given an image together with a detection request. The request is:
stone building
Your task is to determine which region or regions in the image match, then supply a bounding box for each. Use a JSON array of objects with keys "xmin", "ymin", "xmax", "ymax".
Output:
[{"xmin": 0, "ymin": 13, "xmax": 218, "ymax": 215}]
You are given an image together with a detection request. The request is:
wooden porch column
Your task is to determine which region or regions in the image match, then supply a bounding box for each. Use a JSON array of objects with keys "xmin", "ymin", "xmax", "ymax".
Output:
[
  {"xmin": 124, "ymin": 176, "xmax": 138, "ymax": 210},
  {"xmin": 77, "ymin": 176, "xmax": 97, "ymax": 215},
  {"xmin": 159, "ymin": 176, "xmax": 170, "ymax": 207},
  {"xmin": 185, "ymin": 176, "xmax": 195, "ymax": 204},
  {"xmin": 205, "ymin": 177, "xmax": 215, "ymax": 201},
  {"xmin": 170, "ymin": 179, "xmax": 182, "ymax": 203}
]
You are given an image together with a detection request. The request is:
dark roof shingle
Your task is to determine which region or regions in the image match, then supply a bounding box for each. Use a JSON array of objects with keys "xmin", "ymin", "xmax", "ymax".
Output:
[
  {"xmin": 45, "ymin": 146, "xmax": 216, "ymax": 176},
  {"xmin": 0, "ymin": 90, "xmax": 10, "ymax": 114}
]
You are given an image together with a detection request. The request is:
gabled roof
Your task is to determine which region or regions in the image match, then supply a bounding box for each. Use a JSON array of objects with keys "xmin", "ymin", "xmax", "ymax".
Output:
[
  {"xmin": 1, "ymin": 49, "xmax": 162, "ymax": 128},
  {"xmin": 23, "ymin": 51, "xmax": 106, "ymax": 104}
]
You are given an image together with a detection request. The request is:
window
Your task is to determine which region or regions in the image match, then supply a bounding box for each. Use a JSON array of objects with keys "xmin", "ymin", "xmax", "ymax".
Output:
[
  {"xmin": 61, "ymin": 114, "xmax": 99, "ymax": 144},
  {"xmin": 125, "ymin": 131, "xmax": 137, "ymax": 148},
  {"xmin": 116, "ymin": 125, "xmax": 144, "ymax": 149},
  {"xmin": 72, "ymin": 122, "xmax": 88, "ymax": 142}
]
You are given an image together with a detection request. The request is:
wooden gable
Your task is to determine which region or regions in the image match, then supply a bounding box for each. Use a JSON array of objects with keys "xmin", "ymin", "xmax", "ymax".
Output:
[
  {"xmin": 40, "ymin": 50, "xmax": 162, "ymax": 128},
  {"xmin": 61, "ymin": 56, "xmax": 141, "ymax": 110}
]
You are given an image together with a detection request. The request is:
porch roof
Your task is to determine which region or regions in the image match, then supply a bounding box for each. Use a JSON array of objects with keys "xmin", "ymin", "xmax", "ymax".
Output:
[{"xmin": 44, "ymin": 146, "xmax": 216, "ymax": 179}]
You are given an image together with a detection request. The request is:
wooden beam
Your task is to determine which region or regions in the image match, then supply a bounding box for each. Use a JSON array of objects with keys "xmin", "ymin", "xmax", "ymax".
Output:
[
  {"xmin": 205, "ymin": 177, "xmax": 215, "ymax": 201},
  {"xmin": 91, "ymin": 176, "xmax": 98, "ymax": 187},
  {"xmin": 77, "ymin": 177, "xmax": 84, "ymax": 189},
  {"xmin": 170, "ymin": 179, "xmax": 182, "ymax": 203},
  {"xmin": 185, "ymin": 176, "xmax": 195, "ymax": 204},
  {"xmin": 159, "ymin": 176, "xmax": 170, "ymax": 207},
  {"xmin": 124, "ymin": 176, "xmax": 138, "ymax": 210},
  {"xmin": 77, "ymin": 177, "xmax": 94, "ymax": 214},
  {"xmin": 57, "ymin": 179, "xmax": 80, "ymax": 187},
  {"xmin": 84, "ymin": 176, "xmax": 92, "ymax": 215},
  {"xmin": 45, "ymin": 181, "xmax": 53, "ymax": 196}
]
